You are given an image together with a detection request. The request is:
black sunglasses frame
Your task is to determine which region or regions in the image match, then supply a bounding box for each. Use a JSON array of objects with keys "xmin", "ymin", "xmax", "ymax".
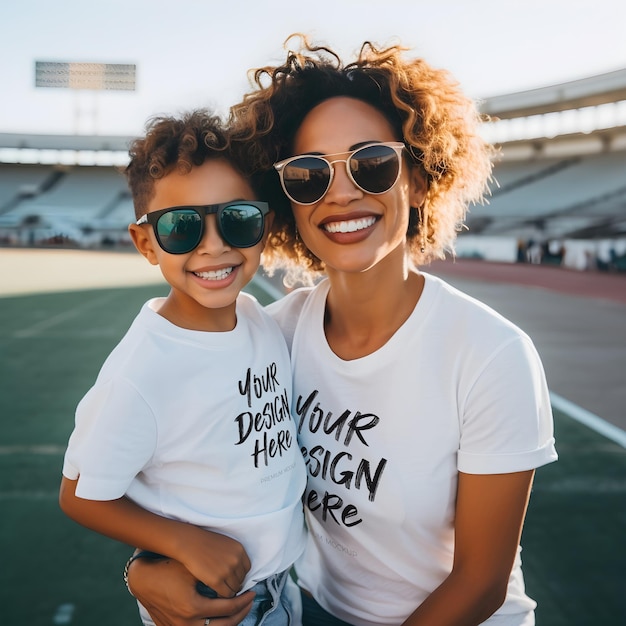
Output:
[
  {"xmin": 135, "ymin": 201, "xmax": 269, "ymax": 254},
  {"xmin": 273, "ymin": 142, "xmax": 406, "ymax": 206}
]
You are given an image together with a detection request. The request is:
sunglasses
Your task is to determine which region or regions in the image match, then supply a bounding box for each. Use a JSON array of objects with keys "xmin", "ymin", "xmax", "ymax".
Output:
[
  {"xmin": 273, "ymin": 142, "xmax": 405, "ymax": 205},
  {"xmin": 136, "ymin": 201, "xmax": 269, "ymax": 254}
]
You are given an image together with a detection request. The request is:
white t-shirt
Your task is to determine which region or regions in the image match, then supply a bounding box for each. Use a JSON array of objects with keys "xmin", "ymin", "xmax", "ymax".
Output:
[
  {"xmin": 266, "ymin": 273, "xmax": 557, "ymax": 626},
  {"xmin": 63, "ymin": 294, "xmax": 306, "ymax": 590}
]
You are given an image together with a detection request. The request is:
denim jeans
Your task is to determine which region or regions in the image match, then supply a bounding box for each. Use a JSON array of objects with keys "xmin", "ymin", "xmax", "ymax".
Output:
[
  {"xmin": 301, "ymin": 591, "xmax": 354, "ymax": 626},
  {"xmin": 240, "ymin": 569, "xmax": 300, "ymax": 626}
]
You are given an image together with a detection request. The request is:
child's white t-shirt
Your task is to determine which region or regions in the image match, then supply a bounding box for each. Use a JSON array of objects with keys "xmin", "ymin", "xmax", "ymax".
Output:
[{"xmin": 63, "ymin": 293, "xmax": 306, "ymax": 590}]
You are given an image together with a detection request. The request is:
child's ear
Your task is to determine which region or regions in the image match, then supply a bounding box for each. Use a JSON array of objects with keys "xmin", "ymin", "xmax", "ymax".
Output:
[
  {"xmin": 409, "ymin": 166, "xmax": 428, "ymax": 209},
  {"xmin": 128, "ymin": 223, "xmax": 159, "ymax": 265}
]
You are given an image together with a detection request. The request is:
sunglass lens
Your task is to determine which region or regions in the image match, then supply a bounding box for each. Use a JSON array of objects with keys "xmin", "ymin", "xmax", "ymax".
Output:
[
  {"xmin": 220, "ymin": 204, "xmax": 264, "ymax": 248},
  {"xmin": 350, "ymin": 144, "xmax": 400, "ymax": 194},
  {"xmin": 282, "ymin": 157, "xmax": 331, "ymax": 204},
  {"xmin": 156, "ymin": 209, "xmax": 202, "ymax": 254}
]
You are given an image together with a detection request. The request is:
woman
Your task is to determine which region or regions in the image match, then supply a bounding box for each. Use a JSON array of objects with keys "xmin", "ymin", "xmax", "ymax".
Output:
[{"xmin": 127, "ymin": 35, "xmax": 557, "ymax": 626}]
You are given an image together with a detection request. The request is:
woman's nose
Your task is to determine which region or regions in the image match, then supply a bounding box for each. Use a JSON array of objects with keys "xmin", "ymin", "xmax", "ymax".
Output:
[{"xmin": 323, "ymin": 159, "xmax": 364, "ymax": 205}]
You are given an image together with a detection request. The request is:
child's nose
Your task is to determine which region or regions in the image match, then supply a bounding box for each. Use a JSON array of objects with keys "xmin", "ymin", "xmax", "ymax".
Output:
[{"xmin": 196, "ymin": 215, "xmax": 230, "ymax": 254}]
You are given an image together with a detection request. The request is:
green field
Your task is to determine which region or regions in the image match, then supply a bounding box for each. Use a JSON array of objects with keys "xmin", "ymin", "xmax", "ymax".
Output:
[{"xmin": 1, "ymin": 281, "xmax": 624, "ymax": 625}]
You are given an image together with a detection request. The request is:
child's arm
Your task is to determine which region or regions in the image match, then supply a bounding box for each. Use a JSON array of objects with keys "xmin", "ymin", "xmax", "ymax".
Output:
[{"xmin": 59, "ymin": 476, "xmax": 251, "ymax": 598}]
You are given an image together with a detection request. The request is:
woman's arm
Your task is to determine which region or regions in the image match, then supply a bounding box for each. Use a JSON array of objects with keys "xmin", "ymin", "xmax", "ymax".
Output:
[
  {"xmin": 127, "ymin": 555, "xmax": 255, "ymax": 626},
  {"xmin": 59, "ymin": 476, "xmax": 251, "ymax": 598},
  {"xmin": 402, "ymin": 470, "xmax": 535, "ymax": 626}
]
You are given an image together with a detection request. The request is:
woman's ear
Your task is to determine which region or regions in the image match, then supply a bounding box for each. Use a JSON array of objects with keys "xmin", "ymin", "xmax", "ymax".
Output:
[
  {"xmin": 128, "ymin": 223, "xmax": 159, "ymax": 265},
  {"xmin": 409, "ymin": 166, "xmax": 428, "ymax": 209}
]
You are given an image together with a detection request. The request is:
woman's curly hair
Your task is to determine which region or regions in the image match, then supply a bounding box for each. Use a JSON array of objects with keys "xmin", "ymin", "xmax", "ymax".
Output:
[
  {"xmin": 125, "ymin": 109, "xmax": 238, "ymax": 219},
  {"xmin": 231, "ymin": 34, "xmax": 496, "ymax": 286}
]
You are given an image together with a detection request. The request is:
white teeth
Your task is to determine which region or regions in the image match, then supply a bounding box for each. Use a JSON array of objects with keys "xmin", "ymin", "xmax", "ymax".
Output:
[
  {"xmin": 194, "ymin": 267, "xmax": 234, "ymax": 280},
  {"xmin": 323, "ymin": 217, "xmax": 376, "ymax": 233}
]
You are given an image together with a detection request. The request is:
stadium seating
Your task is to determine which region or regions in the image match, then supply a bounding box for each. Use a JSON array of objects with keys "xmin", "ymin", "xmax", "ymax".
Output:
[{"xmin": 468, "ymin": 150, "xmax": 626, "ymax": 240}]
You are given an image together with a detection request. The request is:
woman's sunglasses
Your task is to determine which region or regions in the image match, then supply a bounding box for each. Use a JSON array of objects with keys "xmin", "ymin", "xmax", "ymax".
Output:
[
  {"xmin": 273, "ymin": 142, "xmax": 405, "ymax": 206},
  {"xmin": 135, "ymin": 201, "xmax": 269, "ymax": 254}
]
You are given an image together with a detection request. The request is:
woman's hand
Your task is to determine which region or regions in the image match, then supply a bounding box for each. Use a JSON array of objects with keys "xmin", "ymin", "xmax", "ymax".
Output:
[
  {"xmin": 127, "ymin": 555, "xmax": 255, "ymax": 626},
  {"xmin": 174, "ymin": 525, "xmax": 251, "ymax": 598}
]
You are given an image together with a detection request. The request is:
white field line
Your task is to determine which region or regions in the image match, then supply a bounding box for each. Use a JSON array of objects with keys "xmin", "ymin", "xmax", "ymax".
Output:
[
  {"xmin": 0, "ymin": 444, "xmax": 65, "ymax": 454},
  {"xmin": 12, "ymin": 292, "xmax": 116, "ymax": 338},
  {"xmin": 550, "ymin": 391, "xmax": 626, "ymax": 449},
  {"xmin": 52, "ymin": 603, "xmax": 75, "ymax": 624}
]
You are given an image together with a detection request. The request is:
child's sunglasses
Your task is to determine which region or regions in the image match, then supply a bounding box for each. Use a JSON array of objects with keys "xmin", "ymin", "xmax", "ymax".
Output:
[
  {"xmin": 273, "ymin": 142, "xmax": 405, "ymax": 206},
  {"xmin": 135, "ymin": 201, "xmax": 269, "ymax": 254}
]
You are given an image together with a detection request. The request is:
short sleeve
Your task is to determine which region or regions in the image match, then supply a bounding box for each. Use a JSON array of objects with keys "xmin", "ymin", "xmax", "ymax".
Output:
[
  {"xmin": 265, "ymin": 287, "xmax": 313, "ymax": 353},
  {"xmin": 62, "ymin": 378, "xmax": 158, "ymax": 500},
  {"xmin": 457, "ymin": 335, "xmax": 558, "ymax": 474}
]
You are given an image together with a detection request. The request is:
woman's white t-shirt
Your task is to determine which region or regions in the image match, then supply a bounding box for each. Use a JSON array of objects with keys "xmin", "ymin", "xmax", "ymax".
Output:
[{"xmin": 266, "ymin": 273, "xmax": 557, "ymax": 626}]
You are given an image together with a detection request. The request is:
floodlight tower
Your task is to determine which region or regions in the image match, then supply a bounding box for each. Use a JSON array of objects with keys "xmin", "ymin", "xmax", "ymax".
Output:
[{"xmin": 34, "ymin": 61, "xmax": 136, "ymax": 135}]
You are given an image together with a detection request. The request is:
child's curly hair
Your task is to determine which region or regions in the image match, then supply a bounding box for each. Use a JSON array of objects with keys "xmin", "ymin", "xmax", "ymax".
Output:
[
  {"xmin": 231, "ymin": 34, "xmax": 496, "ymax": 286},
  {"xmin": 125, "ymin": 109, "xmax": 248, "ymax": 219}
]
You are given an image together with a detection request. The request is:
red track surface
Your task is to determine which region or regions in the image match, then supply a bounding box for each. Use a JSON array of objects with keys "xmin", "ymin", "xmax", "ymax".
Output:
[{"xmin": 429, "ymin": 259, "xmax": 626, "ymax": 305}]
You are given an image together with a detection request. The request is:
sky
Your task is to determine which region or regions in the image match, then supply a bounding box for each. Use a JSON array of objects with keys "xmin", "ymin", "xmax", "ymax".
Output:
[{"xmin": 1, "ymin": 0, "xmax": 626, "ymax": 138}]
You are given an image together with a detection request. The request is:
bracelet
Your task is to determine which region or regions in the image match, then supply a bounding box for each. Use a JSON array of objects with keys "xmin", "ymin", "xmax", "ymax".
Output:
[{"xmin": 123, "ymin": 550, "xmax": 166, "ymax": 597}]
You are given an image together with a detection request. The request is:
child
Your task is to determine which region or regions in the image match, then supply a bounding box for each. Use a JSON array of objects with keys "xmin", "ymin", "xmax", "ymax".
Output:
[{"xmin": 59, "ymin": 109, "xmax": 306, "ymax": 626}]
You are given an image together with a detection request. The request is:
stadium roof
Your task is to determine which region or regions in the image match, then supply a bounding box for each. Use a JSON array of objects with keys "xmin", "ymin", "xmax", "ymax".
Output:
[{"xmin": 480, "ymin": 68, "xmax": 626, "ymax": 119}]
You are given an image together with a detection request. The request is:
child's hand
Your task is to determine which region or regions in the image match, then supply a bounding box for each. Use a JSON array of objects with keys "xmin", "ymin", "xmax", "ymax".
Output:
[{"xmin": 176, "ymin": 526, "xmax": 251, "ymax": 598}]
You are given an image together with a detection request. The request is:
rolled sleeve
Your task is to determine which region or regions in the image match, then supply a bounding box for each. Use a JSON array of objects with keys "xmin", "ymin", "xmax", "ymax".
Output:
[{"xmin": 458, "ymin": 336, "xmax": 558, "ymax": 474}]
